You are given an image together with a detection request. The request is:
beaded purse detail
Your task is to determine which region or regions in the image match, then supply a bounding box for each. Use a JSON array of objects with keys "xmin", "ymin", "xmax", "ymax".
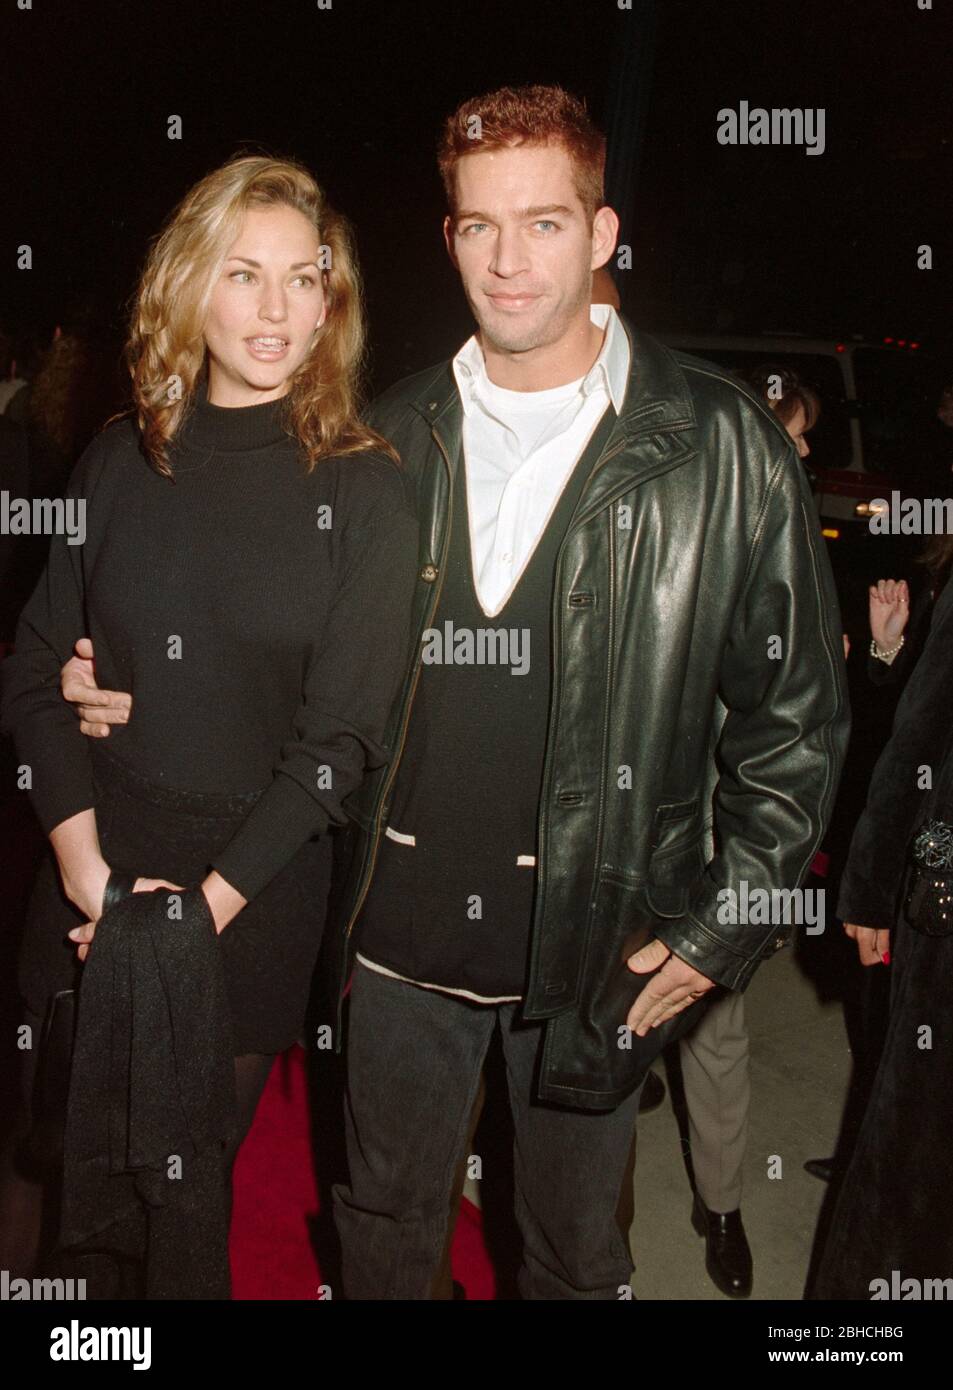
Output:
[{"xmin": 905, "ymin": 820, "xmax": 953, "ymax": 936}]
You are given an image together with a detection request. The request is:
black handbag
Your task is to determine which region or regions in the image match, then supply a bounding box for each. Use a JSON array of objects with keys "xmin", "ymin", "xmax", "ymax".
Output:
[{"xmin": 17, "ymin": 871, "xmax": 138, "ymax": 1178}]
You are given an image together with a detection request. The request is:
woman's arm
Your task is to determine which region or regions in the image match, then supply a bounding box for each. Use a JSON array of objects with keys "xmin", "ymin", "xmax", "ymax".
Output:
[{"xmin": 49, "ymin": 808, "xmax": 111, "ymax": 924}]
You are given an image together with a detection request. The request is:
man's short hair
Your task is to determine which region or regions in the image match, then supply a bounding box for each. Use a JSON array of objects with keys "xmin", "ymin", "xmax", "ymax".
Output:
[{"xmin": 438, "ymin": 84, "xmax": 606, "ymax": 224}]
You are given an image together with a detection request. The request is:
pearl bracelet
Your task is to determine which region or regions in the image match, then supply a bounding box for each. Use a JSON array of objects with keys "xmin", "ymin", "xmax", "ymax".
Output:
[{"xmin": 870, "ymin": 635, "xmax": 905, "ymax": 661}]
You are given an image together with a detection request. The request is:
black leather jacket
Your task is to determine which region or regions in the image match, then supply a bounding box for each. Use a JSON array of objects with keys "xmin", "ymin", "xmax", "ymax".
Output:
[{"xmin": 326, "ymin": 320, "xmax": 850, "ymax": 1109}]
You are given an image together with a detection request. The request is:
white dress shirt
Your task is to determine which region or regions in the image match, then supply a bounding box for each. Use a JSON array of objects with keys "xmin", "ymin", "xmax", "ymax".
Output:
[{"xmin": 451, "ymin": 303, "xmax": 630, "ymax": 618}]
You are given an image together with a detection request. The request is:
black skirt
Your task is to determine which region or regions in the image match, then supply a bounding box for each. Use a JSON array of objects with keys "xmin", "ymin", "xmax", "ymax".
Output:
[{"xmin": 19, "ymin": 741, "xmax": 332, "ymax": 1055}]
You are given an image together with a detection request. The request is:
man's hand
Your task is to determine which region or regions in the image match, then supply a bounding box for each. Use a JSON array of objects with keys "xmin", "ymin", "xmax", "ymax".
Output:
[
  {"xmin": 61, "ymin": 637, "xmax": 133, "ymax": 736},
  {"xmin": 843, "ymin": 921, "xmax": 890, "ymax": 967},
  {"xmin": 625, "ymin": 939, "xmax": 717, "ymax": 1036},
  {"xmin": 68, "ymin": 877, "xmax": 184, "ymax": 961}
]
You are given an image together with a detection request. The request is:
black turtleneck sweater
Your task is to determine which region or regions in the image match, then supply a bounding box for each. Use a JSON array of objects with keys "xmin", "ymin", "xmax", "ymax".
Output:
[{"xmin": 1, "ymin": 387, "xmax": 419, "ymax": 903}]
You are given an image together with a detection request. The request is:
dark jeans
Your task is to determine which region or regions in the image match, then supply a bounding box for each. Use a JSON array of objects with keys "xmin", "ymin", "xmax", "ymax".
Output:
[{"xmin": 333, "ymin": 962, "xmax": 645, "ymax": 1300}]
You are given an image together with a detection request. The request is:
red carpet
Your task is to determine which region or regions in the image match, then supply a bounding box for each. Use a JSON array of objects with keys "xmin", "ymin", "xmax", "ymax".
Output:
[{"xmin": 229, "ymin": 1044, "xmax": 497, "ymax": 1300}]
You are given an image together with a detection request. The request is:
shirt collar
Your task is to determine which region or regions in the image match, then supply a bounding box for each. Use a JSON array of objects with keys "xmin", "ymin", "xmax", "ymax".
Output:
[{"xmin": 452, "ymin": 302, "xmax": 630, "ymax": 417}]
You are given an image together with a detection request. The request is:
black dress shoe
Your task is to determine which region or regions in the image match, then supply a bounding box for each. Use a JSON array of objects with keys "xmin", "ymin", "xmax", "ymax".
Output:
[
  {"xmin": 638, "ymin": 1069, "xmax": 666, "ymax": 1114},
  {"xmin": 691, "ymin": 1192, "xmax": 753, "ymax": 1298},
  {"xmin": 804, "ymin": 1157, "xmax": 833, "ymax": 1182}
]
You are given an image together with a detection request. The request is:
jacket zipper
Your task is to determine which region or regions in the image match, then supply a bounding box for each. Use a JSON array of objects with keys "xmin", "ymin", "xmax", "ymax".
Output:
[{"xmin": 342, "ymin": 427, "xmax": 454, "ymax": 946}]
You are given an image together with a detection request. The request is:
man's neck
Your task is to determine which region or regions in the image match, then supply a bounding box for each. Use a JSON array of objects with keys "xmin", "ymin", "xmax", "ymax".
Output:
[{"xmin": 479, "ymin": 313, "xmax": 607, "ymax": 393}]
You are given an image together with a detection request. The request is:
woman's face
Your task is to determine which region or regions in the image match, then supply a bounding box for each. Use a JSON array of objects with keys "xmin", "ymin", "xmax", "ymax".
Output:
[
  {"xmin": 777, "ymin": 402, "xmax": 811, "ymax": 458},
  {"xmin": 204, "ymin": 203, "xmax": 327, "ymax": 407}
]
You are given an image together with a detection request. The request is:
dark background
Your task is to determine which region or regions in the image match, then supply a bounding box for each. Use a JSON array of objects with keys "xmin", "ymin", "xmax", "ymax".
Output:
[{"xmin": 2, "ymin": 0, "xmax": 950, "ymax": 387}]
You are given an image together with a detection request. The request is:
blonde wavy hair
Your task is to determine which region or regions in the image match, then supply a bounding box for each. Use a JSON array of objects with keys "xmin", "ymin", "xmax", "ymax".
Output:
[{"xmin": 127, "ymin": 153, "xmax": 397, "ymax": 477}]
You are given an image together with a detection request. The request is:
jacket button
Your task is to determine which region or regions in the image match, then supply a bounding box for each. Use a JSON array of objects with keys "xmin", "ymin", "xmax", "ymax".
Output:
[
  {"xmin": 420, "ymin": 564, "xmax": 438, "ymax": 582},
  {"xmin": 774, "ymin": 935, "xmax": 785, "ymax": 950}
]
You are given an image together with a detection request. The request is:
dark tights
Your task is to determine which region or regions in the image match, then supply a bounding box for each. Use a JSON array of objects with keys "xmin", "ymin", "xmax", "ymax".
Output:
[{"xmin": 0, "ymin": 1004, "xmax": 275, "ymax": 1279}]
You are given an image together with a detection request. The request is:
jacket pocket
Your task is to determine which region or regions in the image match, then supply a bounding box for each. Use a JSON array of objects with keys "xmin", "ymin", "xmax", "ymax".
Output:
[
  {"xmin": 644, "ymin": 835, "xmax": 707, "ymax": 918},
  {"xmin": 543, "ymin": 872, "xmax": 706, "ymax": 1108}
]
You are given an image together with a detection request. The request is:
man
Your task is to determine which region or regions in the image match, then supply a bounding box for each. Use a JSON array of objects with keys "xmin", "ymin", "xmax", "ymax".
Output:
[
  {"xmin": 324, "ymin": 84, "xmax": 849, "ymax": 1299},
  {"xmin": 58, "ymin": 85, "xmax": 849, "ymax": 1299}
]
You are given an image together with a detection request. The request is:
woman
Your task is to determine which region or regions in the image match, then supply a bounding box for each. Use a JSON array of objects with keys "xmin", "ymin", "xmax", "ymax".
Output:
[
  {"xmin": 811, "ymin": 561, "xmax": 953, "ymax": 1296},
  {"xmin": 744, "ymin": 362, "xmax": 819, "ymax": 461},
  {"xmin": 0, "ymin": 154, "xmax": 418, "ymax": 1292}
]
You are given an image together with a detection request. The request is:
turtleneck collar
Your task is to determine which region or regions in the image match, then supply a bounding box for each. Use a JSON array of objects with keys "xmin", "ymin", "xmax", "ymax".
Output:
[{"xmin": 178, "ymin": 371, "xmax": 294, "ymax": 453}]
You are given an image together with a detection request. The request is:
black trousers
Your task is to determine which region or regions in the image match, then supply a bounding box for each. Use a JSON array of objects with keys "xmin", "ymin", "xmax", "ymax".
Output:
[{"xmin": 333, "ymin": 962, "xmax": 645, "ymax": 1300}]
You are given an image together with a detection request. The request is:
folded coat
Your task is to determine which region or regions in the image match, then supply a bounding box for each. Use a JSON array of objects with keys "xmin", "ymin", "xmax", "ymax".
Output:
[{"xmin": 60, "ymin": 885, "xmax": 236, "ymax": 1299}]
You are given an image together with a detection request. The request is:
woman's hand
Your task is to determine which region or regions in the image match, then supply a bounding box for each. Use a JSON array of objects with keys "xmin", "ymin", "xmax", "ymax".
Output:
[
  {"xmin": 61, "ymin": 636, "xmax": 133, "ymax": 737},
  {"xmin": 869, "ymin": 579, "xmax": 909, "ymax": 653},
  {"xmin": 62, "ymin": 857, "xmax": 112, "ymax": 927},
  {"xmin": 200, "ymin": 871, "xmax": 248, "ymax": 935},
  {"xmin": 68, "ymin": 877, "xmax": 184, "ymax": 961},
  {"xmin": 843, "ymin": 921, "xmax": 890, "ymax": 966}
]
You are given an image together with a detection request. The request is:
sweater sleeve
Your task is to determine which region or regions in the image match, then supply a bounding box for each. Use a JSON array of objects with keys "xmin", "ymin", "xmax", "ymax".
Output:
[
  {"xmin": 837, "ymin": 578, "xmax": 953, "ymax": 930},
  {"xmin": 210, "ymin": 461, "xmax": 418, "ymax": 903},
  {"xmin": 0, "ymin": 432, "xmax": 110, "ymax": 834}
]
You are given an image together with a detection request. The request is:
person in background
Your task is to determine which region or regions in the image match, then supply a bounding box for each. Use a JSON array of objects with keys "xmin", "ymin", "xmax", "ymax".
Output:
[
  {"xmin": 806, "ymin": 400, "xmax": 953, "ymax": 1186},
  {"xmin": 0, "ymin": 412, "xmax": 31, "ymax": 642},
  {"xmin": 0, "ymin": 329, "xmax": 29, "ymax": 416},
  {"xmin": 665, "ymin": 363, "xmax": 827, "ymax": 1298},
  {"xmin": 812, "ymin": 555, "xmax": 953, "ymax": 1297}
]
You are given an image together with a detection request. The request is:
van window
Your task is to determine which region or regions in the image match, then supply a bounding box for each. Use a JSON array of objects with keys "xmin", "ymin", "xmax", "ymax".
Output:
[{"xmin": 683, "ymin": 348, "xmax": 852, "ymax": 473}]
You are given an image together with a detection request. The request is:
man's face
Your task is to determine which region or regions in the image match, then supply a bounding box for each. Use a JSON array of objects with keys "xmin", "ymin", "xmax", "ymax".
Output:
[{"xmin": 444, "ymin": 142, "xmax": 616, "ymax": 357}]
